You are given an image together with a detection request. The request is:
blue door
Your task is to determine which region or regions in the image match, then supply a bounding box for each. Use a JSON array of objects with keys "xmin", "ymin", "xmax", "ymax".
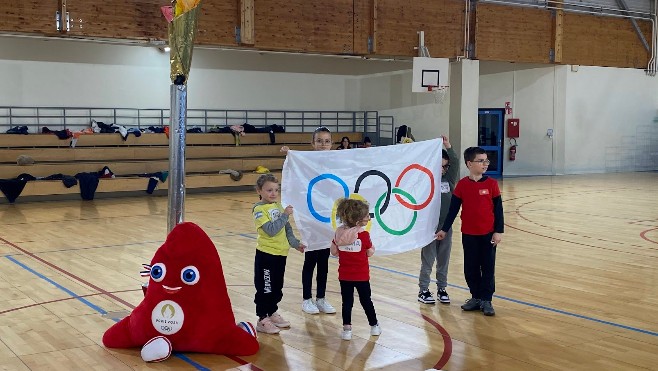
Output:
[{"xmin": 477, "ymin": 109, "xmax": 504, "ymax": 176}]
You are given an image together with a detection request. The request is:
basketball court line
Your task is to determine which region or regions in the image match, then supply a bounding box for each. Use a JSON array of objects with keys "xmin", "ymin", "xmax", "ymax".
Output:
[
  {"xmin": 236, "ymin": 231, "xmax": 658, "ymax": 336},
  {"xmin": 0, "ymin": 242, "xmax": 265, "ymax": 371},
  {"xmin": 640, "ymin": 227, "xmax": 658, "ymax": 244},
  {"xmin": 6, "ymin": 232, "xmax": 658, "ymax": 371},
  {"xmin": 6, "ymin": 226, "xmax": 658, "ymax": 339},
  {"xmin": 3, "ymin": 255, "xmax": 214, "ymax": 371},
  {"xmin": 371, "ymin": 264, "xmax": 658, "ymax": 337},
  {"xmin": 6, "ymin": 255, "xmax": 108, "ymax": 315},
  {"xmin": 3, "ymin": 240, "xmax": 446, "ymax": 370}
]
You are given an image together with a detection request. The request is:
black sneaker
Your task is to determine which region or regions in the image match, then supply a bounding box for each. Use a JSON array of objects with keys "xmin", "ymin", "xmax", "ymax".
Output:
[
  {"xmin": 481, "ymin": 300, "xmax": 495, "ymax": 316},
  {"xmin": 417, "ymin": 290, "xmax": 436, "ymax": 304},
  {"xmin": 437, "ymin": 288, "xmax": 450, "ymax": 304},
  {"xmin": 461, "ymin": 298, "xmax": 481, "ymax": 311}
]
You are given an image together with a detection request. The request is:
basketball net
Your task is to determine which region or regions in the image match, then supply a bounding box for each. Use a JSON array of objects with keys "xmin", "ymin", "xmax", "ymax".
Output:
[{"xmin": 427, "ymin": 85, "xmax": 449, "ymax": 104}]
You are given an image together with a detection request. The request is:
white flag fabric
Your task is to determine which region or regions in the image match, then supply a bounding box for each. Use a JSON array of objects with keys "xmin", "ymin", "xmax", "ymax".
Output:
[{"xmin": 282, "ymin": 138, "xmax": 442, "ymax": 256}]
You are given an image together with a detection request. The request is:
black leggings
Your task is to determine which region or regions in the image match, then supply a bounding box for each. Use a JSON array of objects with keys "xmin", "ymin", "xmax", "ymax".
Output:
[
  {"xmin": 340, "ymin": 280, "xmax": 378, "ymax": 326},
  {"xmin": 302, "ymin": 248, "xmax": 330, "ymax": 300}
]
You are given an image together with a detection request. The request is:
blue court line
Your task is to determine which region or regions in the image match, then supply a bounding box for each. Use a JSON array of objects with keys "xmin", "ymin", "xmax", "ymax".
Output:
[
  {"xmin": 174, "ymin": 353, "xmax": 211, "ymax": 371},
  {"xmin": 371, "ymin": 263, "xmax": 658, "ymax": 337},
  {"xmin": 4, "ymin": 255, "xmax": 209, "ymax": 370},
  {"xmin": 221, "ymin": 232, "xmax": 658, "ymax": 337},
  {"xmin": 6, "ymin": 255, "xmax": 107, "ymax": 315}
]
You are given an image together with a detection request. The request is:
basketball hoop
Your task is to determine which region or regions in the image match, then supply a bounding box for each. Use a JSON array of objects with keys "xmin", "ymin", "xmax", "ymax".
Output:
[{"xmin": 427, "ymin": 85, "xmax": 449, "ymax": 104}]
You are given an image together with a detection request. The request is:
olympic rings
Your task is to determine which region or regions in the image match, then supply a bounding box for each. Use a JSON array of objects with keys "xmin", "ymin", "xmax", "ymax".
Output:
[
  {"xmin": 394, "ymin": 164, "xmax": 434, "ymax": 210},
  {"xmin": 307, "ymin": 174, "xmax": 349, "ymax": 223},
  {"xmin": 375, "ymin": 188, "xmax": 417, "ymax": 235},
  {"xmin": 306, "ymin": 164, "xmax": 435, "ymax": 235}
]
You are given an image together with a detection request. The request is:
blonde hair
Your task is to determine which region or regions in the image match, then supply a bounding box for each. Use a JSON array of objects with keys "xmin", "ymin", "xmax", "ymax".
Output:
[{"xmin": 336, "ymin": 198, "xmax": 370, "ymax": 228}]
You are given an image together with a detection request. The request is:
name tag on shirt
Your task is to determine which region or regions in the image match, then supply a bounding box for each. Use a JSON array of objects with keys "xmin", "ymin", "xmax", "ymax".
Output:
[
  {"xmin": 338, "ymin": 239, "xmax": 362, "ymax": 252},
  {"xmin": 479, "ymin": 189, "xmax": 490, "ymax": 195},
  {"xmin": 440, "ymin": 181, "xmax": 450, "ymax": 194}
]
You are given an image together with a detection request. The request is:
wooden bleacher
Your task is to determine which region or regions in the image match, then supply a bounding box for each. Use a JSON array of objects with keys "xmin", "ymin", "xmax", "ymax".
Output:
[{"xmin": 0, "ymin": 131, "xmax": 364, "ymax": 201}]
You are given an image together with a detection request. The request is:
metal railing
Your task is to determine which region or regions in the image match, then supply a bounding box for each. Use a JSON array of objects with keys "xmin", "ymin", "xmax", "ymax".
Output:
[{"xmin": 0, "ymin": 106, "xmax": 393, "ymax": 144}]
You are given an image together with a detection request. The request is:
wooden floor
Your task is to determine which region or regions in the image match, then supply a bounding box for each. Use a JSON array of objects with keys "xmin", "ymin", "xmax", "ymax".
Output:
[{"xmin": 1, "ymin": 172, "xmax": 657, "ymax": 370}]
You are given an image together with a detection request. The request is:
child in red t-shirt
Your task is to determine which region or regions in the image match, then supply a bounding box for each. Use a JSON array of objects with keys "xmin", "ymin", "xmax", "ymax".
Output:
[
  {"xmin": 330, "ymin": 198, "xmax": 381, "ymax": 341},
  {"xmin": 436, "ymin": 146, "xmax": 504, "ymax": 316}
]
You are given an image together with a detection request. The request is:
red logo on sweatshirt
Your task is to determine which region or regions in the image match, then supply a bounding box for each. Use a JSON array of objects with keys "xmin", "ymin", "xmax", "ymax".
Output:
[{"xmin": 479, "ymin": 189, "xmax": 490, "ymax": 195}]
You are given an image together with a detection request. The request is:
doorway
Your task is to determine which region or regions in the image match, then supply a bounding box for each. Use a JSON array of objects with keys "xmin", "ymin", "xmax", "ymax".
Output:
[{"xmin": 477, "ymin": 108, "xmax": 504, "ymax": 176}]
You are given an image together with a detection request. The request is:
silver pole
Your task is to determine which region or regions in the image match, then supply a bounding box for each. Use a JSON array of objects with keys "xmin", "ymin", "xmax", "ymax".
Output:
[{"xmin": 168, "ymin": 84, "xmax": 187, "ymax": 233}]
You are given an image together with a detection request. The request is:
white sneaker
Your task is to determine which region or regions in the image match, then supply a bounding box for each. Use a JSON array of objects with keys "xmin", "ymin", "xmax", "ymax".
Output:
[
  {"xmin": 341, "ymin": 326, "xmax": 352, "ymax": 341},
  {"xmin": 315, "ymin": 298, "xmax": 336, "ymax": 314},
  {"xmin": 370, "ymin": 324, "xmax": 382, "ymax": 336},
  {"xmin": 256, "ymin": 317, "xmax": 280, "ymax": 334},
  {"xmin": 302, "ymin": 299, "xmax": 320, "ymax": 314},
  {"xmin": 269, "ymin": 312, "xmax": 290, "ymax": 328}
]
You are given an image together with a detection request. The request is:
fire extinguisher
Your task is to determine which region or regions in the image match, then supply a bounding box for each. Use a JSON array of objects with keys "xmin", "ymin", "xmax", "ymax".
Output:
[{"xmin": 509, "ymin": 138, "xmax": 517, "ymax": 161}]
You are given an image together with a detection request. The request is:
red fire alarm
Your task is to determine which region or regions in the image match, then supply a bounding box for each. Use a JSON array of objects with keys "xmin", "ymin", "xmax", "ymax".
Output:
[{"xmin": 507, "ymin": 118, "xmax": 520, "ymax": 138}]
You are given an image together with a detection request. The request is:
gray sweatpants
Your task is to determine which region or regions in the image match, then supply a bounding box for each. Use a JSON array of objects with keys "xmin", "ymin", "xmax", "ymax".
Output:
[{"xmin": 418, "ymin": 228, "xmax": 452, "ymax": 291}]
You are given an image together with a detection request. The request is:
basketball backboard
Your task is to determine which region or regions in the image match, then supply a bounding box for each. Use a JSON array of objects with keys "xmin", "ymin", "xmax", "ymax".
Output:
[{"xmin": 412, "ymin": 57, "xmax": 449, "ymax": 93}]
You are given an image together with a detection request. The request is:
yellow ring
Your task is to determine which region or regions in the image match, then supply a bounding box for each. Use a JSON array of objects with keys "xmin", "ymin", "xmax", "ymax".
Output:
[{"xmin": 330, "ymin": 193, "xmax": 372, "ymax": 232}]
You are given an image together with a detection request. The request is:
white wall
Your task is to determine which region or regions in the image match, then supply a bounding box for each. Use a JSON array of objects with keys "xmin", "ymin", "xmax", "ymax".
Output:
[
  {"xmin": 358, "ymin": 71, "xmax": 450, "ymax": 142},
  {"xmin": 0, "ymin": 37, "xmax": 406, "ymax": 111},
  {"xmin": 479, "ymin": 62, "xmax": 657, "ymax": 175},
  {"xmin": 564, "ymin": 65, "xmax": 658, "ymax": 173},
  {"xmin": 479, "ymin": 62, "xmax": 562, "ymax": 176}
]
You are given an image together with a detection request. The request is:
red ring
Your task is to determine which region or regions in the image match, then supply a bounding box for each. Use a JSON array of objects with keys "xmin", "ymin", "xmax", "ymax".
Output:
[{"xmin": 394, "ymin": 164, "xmax": 435, "ymax": 210}]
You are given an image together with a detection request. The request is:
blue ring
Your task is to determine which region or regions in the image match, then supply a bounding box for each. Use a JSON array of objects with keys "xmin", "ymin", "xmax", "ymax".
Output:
[{"xmin": 307, "ymin": 174, "xmax": 349, "ymax": 223}]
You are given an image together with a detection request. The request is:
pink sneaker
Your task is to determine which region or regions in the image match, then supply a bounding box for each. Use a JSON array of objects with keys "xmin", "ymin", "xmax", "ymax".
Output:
[
  {"xmin": 269, "ymin": 312, "xmax": 290, "ymax": 328},
  {"xmin": 256, "ymin": 317, "xmax": 280, "ymax": 334}
]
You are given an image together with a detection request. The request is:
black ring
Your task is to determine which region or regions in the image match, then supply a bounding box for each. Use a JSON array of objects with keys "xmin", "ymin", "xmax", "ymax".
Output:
[{"xmin": 353, "ymin": 170, "xmax": 392, "ymax": 216}]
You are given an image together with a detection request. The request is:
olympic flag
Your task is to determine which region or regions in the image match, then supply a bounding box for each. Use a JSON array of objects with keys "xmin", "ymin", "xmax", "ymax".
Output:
[{"xmin": 282, "ymin": 138, "xmax": 442, "ymax": 256}]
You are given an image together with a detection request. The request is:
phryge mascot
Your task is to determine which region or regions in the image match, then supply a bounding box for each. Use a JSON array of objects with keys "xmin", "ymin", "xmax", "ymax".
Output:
[{"xmin": 103, "ymin": 222, "xmax": 259, "ymax": 362}]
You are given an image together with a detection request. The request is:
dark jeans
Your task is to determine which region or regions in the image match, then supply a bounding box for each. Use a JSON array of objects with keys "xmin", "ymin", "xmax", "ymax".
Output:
[
  {"xmin": 254, "ymin": 250, "xmax": 287, "ymax": 319},
  {"xmin": 462, "ymin": 233, "xmax": 497, "ymax": 301},
  {"xmin": 302, "ymin": 248, "xmax": 330, "ymax": 300},
  {"xmin": 340, "ymin": 280, "xmax": 378, "ymax": 326}
]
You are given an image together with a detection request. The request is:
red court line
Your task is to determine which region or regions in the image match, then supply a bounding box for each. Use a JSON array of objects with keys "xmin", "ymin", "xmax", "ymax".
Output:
[
  {"xmin": 383, "ymin": 300, "xmax": 452, "ymax": 370},
  {"xmin": 0, "ymin": 235, "xmax": 262, "ymax": 370},
  {"xmin": 3, "ymin": 235, "xmax": 447, "ymax": 370},
  {"xmin": 0, "ymin": 236, "xmax": 135, "ymax": 309},
  {"xmin": 640, "ymin": 227, "xmax": 658, "ymax": 244},
  {"xmin": 0, "ymin": 289, "xmax": 139, "ymax": 315},
  {"xmin": 224, "ymin": 356, "xmax": 263, "ymax": 371},
  {"xmin": 508, "ymin": 194, "xmax": 658, "ymax": 253}
]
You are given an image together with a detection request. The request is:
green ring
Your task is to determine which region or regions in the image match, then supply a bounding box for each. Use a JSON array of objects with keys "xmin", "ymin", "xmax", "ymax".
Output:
[{"xmin": 375, "ymin": 188, "xmax": 417, "ymax": 236}]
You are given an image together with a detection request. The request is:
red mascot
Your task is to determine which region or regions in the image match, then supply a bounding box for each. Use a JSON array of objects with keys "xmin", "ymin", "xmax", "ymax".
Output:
[{"xmin": 103, "ymin": 222, "xmax": 259, "ymax": 362}]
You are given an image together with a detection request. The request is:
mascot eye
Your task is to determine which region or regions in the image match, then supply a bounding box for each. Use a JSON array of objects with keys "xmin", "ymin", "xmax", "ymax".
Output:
[
  {"xmin": 181, "ymin": 266, "xmax": 200, "ymax": 285},
  {"xmin": 150, "ymin": 263, "xmax": 166, "ymax": 282}
]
